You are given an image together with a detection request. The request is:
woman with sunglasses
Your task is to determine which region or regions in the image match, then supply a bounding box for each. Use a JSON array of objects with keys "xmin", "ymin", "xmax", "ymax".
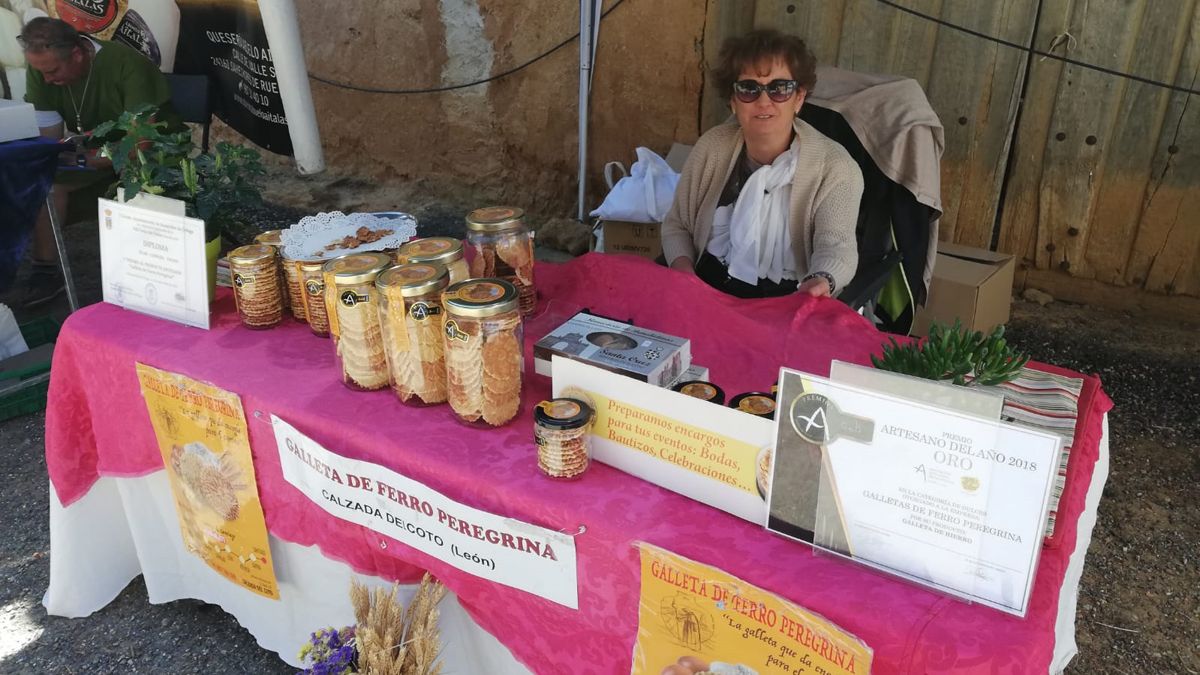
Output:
[{"xmin": 661, "ymin": 30, "xmax": 863, "ymax": 299}]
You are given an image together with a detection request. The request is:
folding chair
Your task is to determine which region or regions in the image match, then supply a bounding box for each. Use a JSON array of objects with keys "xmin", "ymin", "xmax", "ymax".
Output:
[
  {"xmin": 166, "ymin": 73, "xmax": 214, "ymax": 152},
  {"xmin": 802, "ymin": 68, "xmax": 944, "ymax": 335},
  {"xmin": 45, "ymin": 187, "xmax": 79, "ymax": 312}
]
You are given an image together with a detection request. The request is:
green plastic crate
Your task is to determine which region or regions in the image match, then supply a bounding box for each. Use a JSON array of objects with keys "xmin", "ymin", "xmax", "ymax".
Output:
[{"xmin": 0, "ymin": 316, "xmax": 63, "ymax": 422}]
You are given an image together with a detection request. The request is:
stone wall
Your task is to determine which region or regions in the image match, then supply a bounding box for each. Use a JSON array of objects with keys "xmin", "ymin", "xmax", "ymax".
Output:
[{"xmin": 294, "ymin": 0, "xmax": 707, "ymax": 217}]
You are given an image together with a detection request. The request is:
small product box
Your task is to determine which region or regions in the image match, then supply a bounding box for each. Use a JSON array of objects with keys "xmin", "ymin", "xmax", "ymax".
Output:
[
  {"xmin": 666, "ymin": 363, "xmax": 710, "ymax": 387},
  {"xmin": 534, "ymin": 311, "xmax": 691, "ymax": 386},
  {"xmin": 0, "ymin": 100, "xmax": 39, "ymax": 143}
]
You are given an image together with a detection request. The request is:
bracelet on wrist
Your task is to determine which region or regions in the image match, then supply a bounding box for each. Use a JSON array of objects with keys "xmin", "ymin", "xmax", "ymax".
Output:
[{"xmin": 801, "ymin": 271, "xmax": 836, "ymax": 294}]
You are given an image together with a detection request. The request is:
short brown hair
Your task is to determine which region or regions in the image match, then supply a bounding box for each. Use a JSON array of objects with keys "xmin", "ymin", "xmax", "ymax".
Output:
[
  {"xmin": 19, "ymin": 17, "xmax": 83, "ymax": 60},
  {"xmin": 710, "ymin": 29, "xmax": 817, "ymax": 97}
]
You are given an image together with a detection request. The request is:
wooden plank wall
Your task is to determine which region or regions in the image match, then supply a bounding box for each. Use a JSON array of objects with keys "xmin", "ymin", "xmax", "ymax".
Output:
[
  {"xmin": 1000, "ymin": 0, "xmax": 1200, "ymax": 296},
  {"xmin": 702, "ymin": 0, "xmax": 1200, "ymax": 302}
]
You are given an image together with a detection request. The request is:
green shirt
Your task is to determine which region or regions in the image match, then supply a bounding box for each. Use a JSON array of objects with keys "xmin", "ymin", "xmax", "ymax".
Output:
[{"xmin": 25, "ymin": 38, "xmax": 183, "ymax": 134}]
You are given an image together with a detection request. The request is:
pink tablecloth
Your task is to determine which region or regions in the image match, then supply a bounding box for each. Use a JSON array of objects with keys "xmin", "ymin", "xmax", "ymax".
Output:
[{"xmin": 45, "ymin": 253, "xmax": 1111, "ymax": 674}]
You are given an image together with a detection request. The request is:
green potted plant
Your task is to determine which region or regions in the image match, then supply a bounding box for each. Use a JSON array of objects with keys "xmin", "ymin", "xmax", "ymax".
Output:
[{"xmin": 93, "ymin": 104, "xmax": 266, "ymax": 301}]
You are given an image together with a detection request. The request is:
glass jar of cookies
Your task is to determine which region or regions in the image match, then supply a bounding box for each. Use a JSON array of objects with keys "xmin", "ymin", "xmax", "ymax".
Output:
[
  {"xmin": 298, "ymin": 259, "xmax": 331, "ymax": 337},
  {"xmin": 398, "ymin": 237, "xmax": 470, "ymax": 285},
  {"xmin": 464, "ymin": 207, "xmax": 536, "ymax": 317},
  {"xmin": 279, "ymin": 250, "xmax": 309, "ymax": 322},
  {"xmin": 228, "ymin": 244, "xmax": 283, "ymax": 329},
  {"xmin": 534, "ymin": 398, "xmax": 594, "ymax": 480},
  {"xmin": 323, "ymin": 252, "xmax": 393, "ymax": 391},
  {"xmin": 377, "ymin": 263, "xmax": 450, "ymax": 406},
  {"xmin": 441, "ymin": 278, "xmax": 524, "ymax": 427}
]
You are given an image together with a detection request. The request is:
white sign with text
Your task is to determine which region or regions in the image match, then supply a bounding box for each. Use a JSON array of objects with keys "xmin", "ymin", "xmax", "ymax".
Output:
[
  {"xmin": 98, "ymin": 198, "xmax": 209, "ymax": 329},
  {"xmin": 552, "ymin": 357, "xmax": 773, "ymax": 523},
  {"xmin": 273, "ymin": 415, "xmax": 579, "ymax": 608}
]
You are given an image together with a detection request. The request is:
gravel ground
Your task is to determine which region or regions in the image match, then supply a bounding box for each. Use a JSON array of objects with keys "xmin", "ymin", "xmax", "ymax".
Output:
[
  {"xmin": 1004, "ymin": 300, "xmax": 1200, "ymax": 675},
  {"xmin": 1, "ymin": 172, "xmax": 1195, "ymax": 673},
  {"xmin": 0, "ymin": 412, "xmax": 292, "ymax": 674}
]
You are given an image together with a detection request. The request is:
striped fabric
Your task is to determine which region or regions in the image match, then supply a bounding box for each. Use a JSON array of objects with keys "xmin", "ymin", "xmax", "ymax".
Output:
[{"xmin": 995, "ymin": 367, "xmax": 1085, "ymax": 540}]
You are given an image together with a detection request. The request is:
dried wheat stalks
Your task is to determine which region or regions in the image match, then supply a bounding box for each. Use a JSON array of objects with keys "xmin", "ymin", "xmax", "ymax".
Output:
[{"xmin": 350, "ymin": 573, "xmax": 447, "ymax": 675}]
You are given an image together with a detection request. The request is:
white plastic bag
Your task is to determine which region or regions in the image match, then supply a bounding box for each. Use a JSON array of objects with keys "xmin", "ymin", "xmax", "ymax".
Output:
[
  {"xmin": 0, "ymin": 304, "xmax": 28, "ymax": 359},
  {"xmin": 589, "ymin": 147, "xmax": 680, "ymax": 223}
]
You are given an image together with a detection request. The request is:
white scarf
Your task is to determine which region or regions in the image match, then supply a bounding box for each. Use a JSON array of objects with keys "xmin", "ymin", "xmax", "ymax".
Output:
[{"xmin": 706, "ymin": 139, "xmax": 799, "ymax": 284}]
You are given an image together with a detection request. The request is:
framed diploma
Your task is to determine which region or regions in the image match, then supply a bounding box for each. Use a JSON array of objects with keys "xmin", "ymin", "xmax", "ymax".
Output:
[
  {"xmin": 99, "ymin": 198, "xmax": 210, "ymax": 329},
  {"xmin": 767, "ymin": 369, "xmax": 1060, "ymax": 617}
]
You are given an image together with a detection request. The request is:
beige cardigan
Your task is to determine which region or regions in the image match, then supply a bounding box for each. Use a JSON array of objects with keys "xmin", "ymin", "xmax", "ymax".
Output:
[{"xmin": 660, "ymin": 118, "xmax": 864, "ymax": 293}]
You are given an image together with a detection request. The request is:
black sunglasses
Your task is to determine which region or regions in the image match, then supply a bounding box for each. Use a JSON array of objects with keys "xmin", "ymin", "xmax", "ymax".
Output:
[{"xmin": 733, "ymin": 79, "xmax": 799, "ymax": 103}]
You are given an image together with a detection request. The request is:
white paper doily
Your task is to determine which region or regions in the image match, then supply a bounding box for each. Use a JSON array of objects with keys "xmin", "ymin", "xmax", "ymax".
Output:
[{"xmin": 280, "ymin": 211, "xmax": 417, "ymax": 260}]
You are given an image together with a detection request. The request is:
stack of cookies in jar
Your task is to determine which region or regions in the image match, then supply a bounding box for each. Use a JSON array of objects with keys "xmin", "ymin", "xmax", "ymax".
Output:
[{"xmin": 309, "ymin": 207, "xmax": 535, "ymax": 431}]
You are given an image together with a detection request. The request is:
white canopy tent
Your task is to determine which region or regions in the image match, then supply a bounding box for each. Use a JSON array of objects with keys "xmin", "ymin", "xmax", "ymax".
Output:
[{"xmin": 577, "ymin": 0, "xmax": 603, "ymax": 221}]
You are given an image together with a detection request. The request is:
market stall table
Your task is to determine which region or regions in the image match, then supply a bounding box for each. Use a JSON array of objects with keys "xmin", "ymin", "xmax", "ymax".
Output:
[{"xmin": 43, "ymin": 254, "xmax": 1112, "ymax": 673}]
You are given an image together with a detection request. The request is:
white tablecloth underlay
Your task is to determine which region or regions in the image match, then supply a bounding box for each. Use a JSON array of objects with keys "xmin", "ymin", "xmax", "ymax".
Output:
[
  {"xmin": 42, "ymin": 470, "xmax": 530, "ymax": 672},
  {"xmin": 43, "ymin": 418, "xmax": 1108, "ymax": 673}
]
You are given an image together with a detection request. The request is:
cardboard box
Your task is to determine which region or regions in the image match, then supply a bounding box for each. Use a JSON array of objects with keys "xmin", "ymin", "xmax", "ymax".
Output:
[
  {"xmin": 533, "ymin": 311, "xmax": 691, "ymax": 386},
  {"xmin": 912, "ymin": 242, "xmax": 1015, "ymax": 336},
  {"xmin": 600, "ymin": 220, "xmax": 662, "ymax": 260},
  {"xmin": 593, "ymin": 143, "xmax": 693, "ymax": 261}
]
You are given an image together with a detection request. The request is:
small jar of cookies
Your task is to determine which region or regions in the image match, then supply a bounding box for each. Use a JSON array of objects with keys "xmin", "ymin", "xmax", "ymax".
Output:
[
  {"xmin": 729, "ymin": 391, "xmax": 777, "ymax": 420},
  {"xmin": 534, "ymin": 398, "xmax": 594, "ymax": 480},
  {"xmin": 279, "ymin": 250, "xmax": 309, "ymax": 322},
  {"xmin": 398, "ymin": 237, "xmax": 470, "ymax": 285},
  {"xmin": 377, "ymin": 263, "xmax": 450, "ymax": 405},
  {"xmin": 228, "ymin": 244, "xmax": 283, "ymax": 329},
  {"xmin": 464, "ymin": 207, "xmax": 536, "ymax": 317},
  {"xmin": 441, "ymin": 278, "xmax": 524, "ymax": 427},
  {"xmin": 298, "ymin": 259, "xmax": 331, "ymax": 337},
  {"xmin": 323, "ymin": 252, "xmax": 393, "ymax": 391}
]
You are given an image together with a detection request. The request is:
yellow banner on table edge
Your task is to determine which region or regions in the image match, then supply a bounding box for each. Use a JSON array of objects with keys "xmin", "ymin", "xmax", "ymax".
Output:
[
  {"xmin": 632, "ymin": 543, "xmax": 872, "ymax": 675},
  {"xmin": 136, "ymin": 363, "xmax": 279, "ymax": 600}
]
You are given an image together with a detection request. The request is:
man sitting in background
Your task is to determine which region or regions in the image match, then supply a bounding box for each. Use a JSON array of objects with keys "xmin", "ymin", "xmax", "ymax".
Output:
[{"xmin": 12, "ymin": 16, "xmax": 180, "ymax": 307}]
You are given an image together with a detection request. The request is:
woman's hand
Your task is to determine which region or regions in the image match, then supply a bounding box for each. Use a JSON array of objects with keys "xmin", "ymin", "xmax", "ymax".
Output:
[
  {"xmin": 798, "ymin": 275, "xmax": 832, "ymax": 297},
  {"xmin": 670, "ymin": 256, "xmax": 697, "ymax": 275}
]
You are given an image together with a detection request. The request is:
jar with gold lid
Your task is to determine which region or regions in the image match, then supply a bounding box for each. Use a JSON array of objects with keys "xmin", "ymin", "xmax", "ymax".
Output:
[
  {"xmin": 534, "ymin": 398, "xmax": 594, "ymax": 479},
  {"xmin": 298, "ymin": 259, "xmax": 331, "ymax": 337},
  {"xmin": 377, "ymin": 263, "xmax": 450, "ymax": 405},
  {"xmin": 255, "ymin": 230, "xmax": 292, "ymax": 317},
  {"xmin": 464, "ymin": 206, "xmax": 536, "ymax": 317},
  {"xmin": 729, "ymin": 391, "xmax": 777, "ymax": 420},
  {"xmin": 398, "ymin": 237, "xmax": 470, "ymax": 285},
  {"xmin": 323, "ymin": 252, "xmax": 393, "ymax": 390},
  {"xmin": 229, "ymin": 244, "xmax": 284, "ymax": 329},
  {"xmin": 441, "ymin": 278, "xmax": 523, "ymax": 426},
  {"xmin": 253, "ymin": 230, "xmax": 283, "ymax": 246},
  {"xmin": 279, "ymin": 251, "xmax": 309, "ymax": 322}
]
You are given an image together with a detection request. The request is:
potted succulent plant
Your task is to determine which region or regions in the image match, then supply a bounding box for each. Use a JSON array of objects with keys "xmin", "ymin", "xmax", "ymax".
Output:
[
  {"xmin": 870, "ymin": 320, "xmax": 1030, "ymax": 387},
  {"xmin": 93, "ymin": 104, "xmax": 266, "ymax": 301}
]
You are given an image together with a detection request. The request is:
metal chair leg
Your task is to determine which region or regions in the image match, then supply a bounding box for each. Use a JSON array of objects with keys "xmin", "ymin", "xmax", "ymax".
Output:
[{"xmin": 44, "ymin": 188, "xmax": 80, "ymax": 313}]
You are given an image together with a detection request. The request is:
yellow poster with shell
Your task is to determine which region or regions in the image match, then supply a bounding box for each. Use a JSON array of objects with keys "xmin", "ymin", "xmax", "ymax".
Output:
[
  {"xmin": 136, "ymin": 363, "xmax": 279, "ymax": 600},
  {"xmin": 632, "ymin": 544, "xmax": 871, "ymax": 675}
]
